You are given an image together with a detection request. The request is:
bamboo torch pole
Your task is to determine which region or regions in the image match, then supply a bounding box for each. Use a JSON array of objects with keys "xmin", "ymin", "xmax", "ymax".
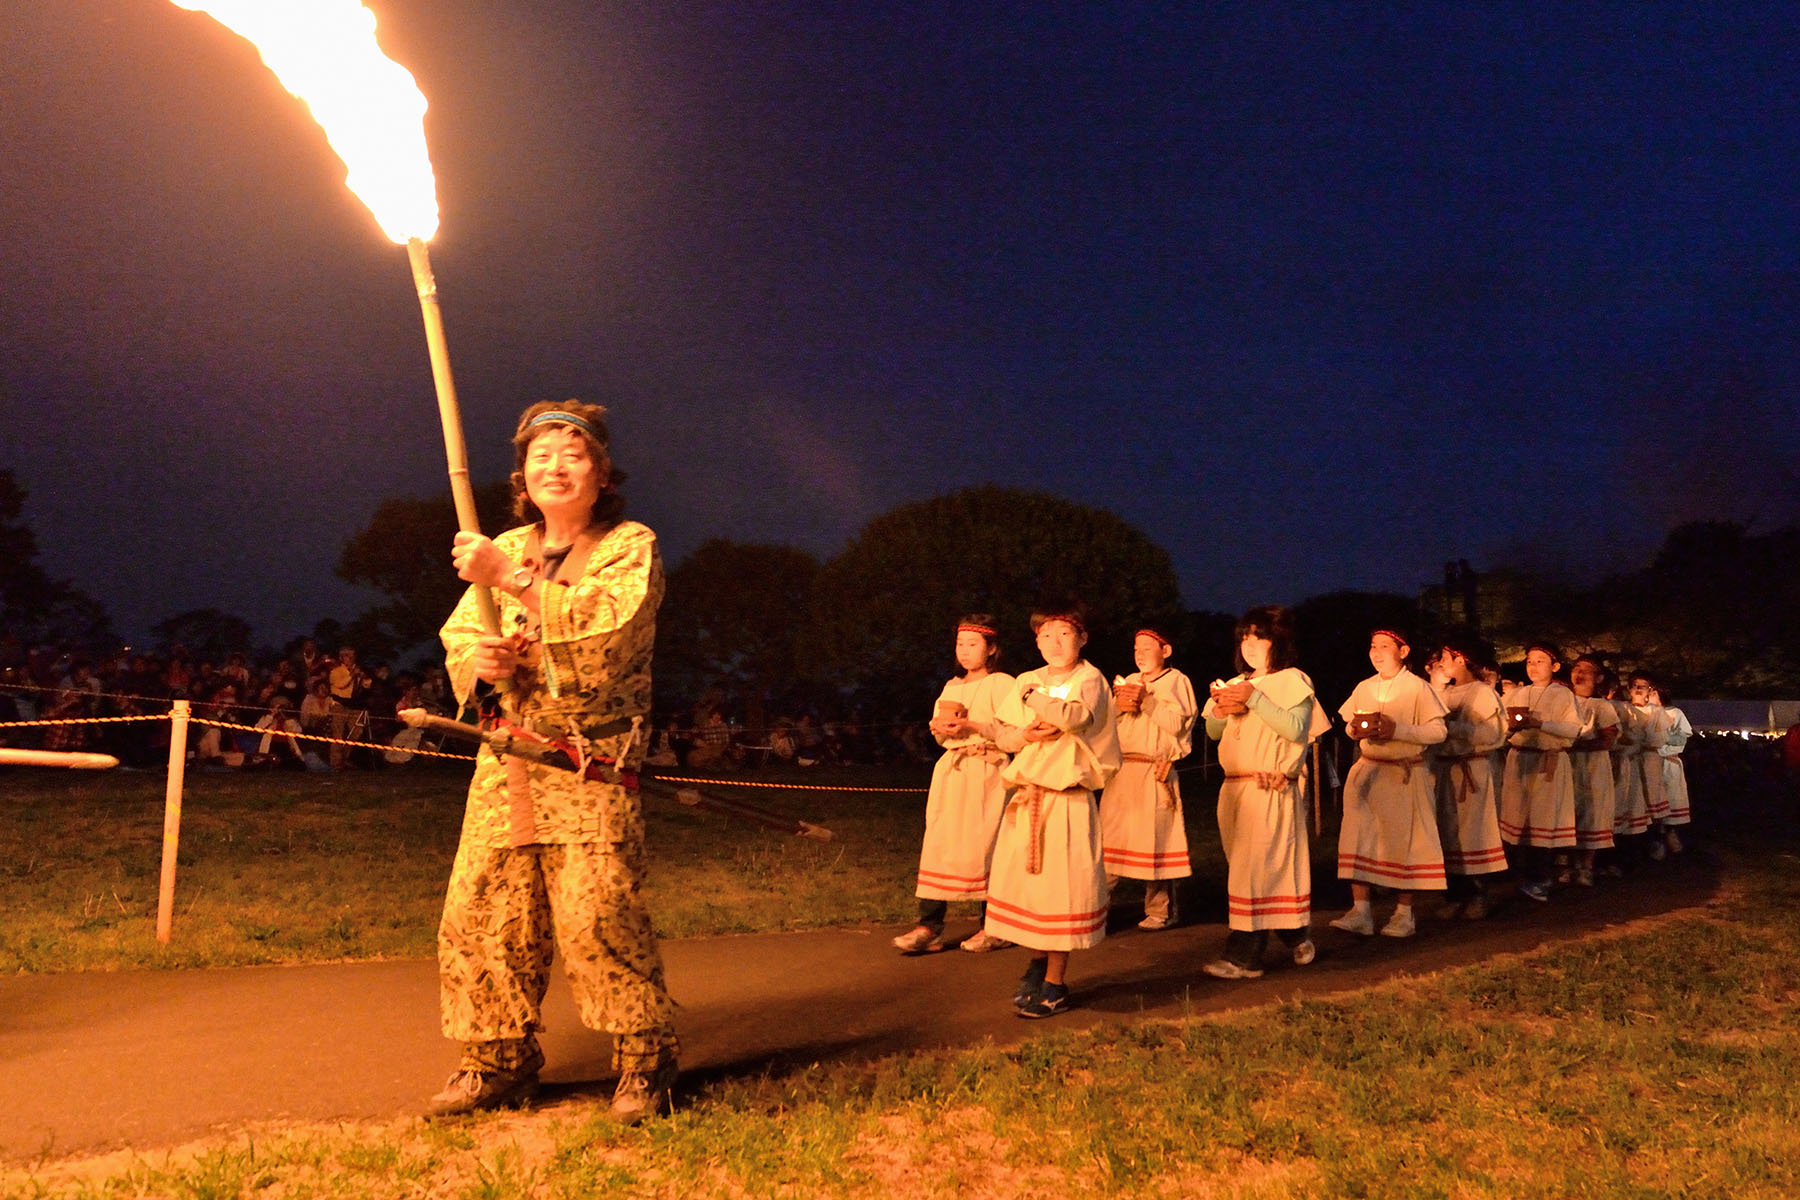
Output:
[{"xmin": 406, "ymin": 236, "xmax": 500, "ymax": 637}]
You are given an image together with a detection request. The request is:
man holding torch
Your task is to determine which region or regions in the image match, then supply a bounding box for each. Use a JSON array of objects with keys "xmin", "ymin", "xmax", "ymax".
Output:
[{"xmin": 432, "ymin": 399, "xmax": 678, "ymax": 1122}]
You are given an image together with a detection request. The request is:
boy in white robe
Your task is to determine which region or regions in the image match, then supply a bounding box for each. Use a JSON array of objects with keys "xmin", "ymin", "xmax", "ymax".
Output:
[
  {"xmin": 893, "ymin": 618, "xmax": 1016, "ymax": 954},
  {"xmin": 1202, "ymin": 605, "xmax": 1329, "ymax": 977},
  {"xmin": 985, "ymin": 606, "xmax": 1121, "ymax": 1018},
  {"xmin": 1566, "ymin": 656, "xmax": 1619, "ymax": 885},
  {"xmin": 1100, "ymin": 628, "xmax": 1196, "ymax": 930},
  {"xmin": 1498, "ymin": 643, "xmax": 1583, "ymax": 900},
  {"xmin": 1628, "ymin": 674, "xmax": 1672, "ymax": 858},
  {"xmin": 1332, "ymin": 630, "xmax": 1448, "ymax": 939},
  {"xmin": 1425, "ymin": 638, "xmax": 1507, "ymax": 919},
  {"xmin": 1647, "ymin": 679, "xmax": 1693, "ymax": 854}
]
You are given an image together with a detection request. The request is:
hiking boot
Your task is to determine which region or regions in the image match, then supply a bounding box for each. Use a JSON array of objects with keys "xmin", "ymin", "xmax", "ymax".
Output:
[
  {"xmin": 1016, "ymin": 982, "xmax": 1070, "ymax": 1019},
  {"xmin": 1203, "ymin": 958, "xmax": 1264, "ymax": 980},
  {"xmin": 1329, "ymin": 907, "xmax": 1375, "ymax": 936},
  {"xmin": 1291, "ymin": 939, "xmax": 1317, "ymax": 966},
  {"xmin": 1013, "ymin": 958, "xmax": 1048, "ymax": 1009},
  {"xmin": 892, "ymin": 926, "xmax": 944, "ymax": 955},
  {"xmin": 960, "ymin": 930, "xmax": 1012, "ymax": 953},
  {"xmin": 1380, "ymin": 907, "xmax": 1417, "ymax": 939},
  {"xmin": 427, "ymin": 1048, "xmax": 544, "ymax": 1118},
  {"xmin": 1518, "ymin": 881, "xmax": 1552, "ymax": 902},
  {"xmin": 610, "ymin": 1056, "xmax": 677, "ymax": 1124}
]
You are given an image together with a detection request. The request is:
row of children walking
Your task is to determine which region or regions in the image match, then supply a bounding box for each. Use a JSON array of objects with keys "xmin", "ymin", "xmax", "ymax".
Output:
[{"xmin": 890, "ymin": 606, "xmax": 1693, "ymax": 1015}]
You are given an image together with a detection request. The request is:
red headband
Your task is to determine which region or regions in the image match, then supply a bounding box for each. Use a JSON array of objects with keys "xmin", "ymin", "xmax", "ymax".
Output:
[
  {"xmin": 1134, "ymin": 628, "xmax": 1172, "ymax": 649},
  {"xmin": 957, "ymin": 623, "xmax": 997, "ymax": 637},
  {"xmin": 1371, "ymin": 629, "xmax": 1409, "ymax": 649}
]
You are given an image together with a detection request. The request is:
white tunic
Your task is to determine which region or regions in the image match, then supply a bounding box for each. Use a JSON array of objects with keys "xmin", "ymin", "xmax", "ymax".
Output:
[
  {"xmin": 1427, "ymin": 680, "xmax": 1507, "ymax": 876},
  {"xmin": 1570, "ymin": 694, "xmax": 1618, "ymax": 850},
  {"xmin": 914, "ymin": 672, "xmax": 1015, "ymax": 900},
  {"xmin": 1634, "ymin": 704, "xmax": 1671, "ymax": 821},
  {"xmin": 1498, "ymin": 682, "xmax": 1581, "ymax": 849},
  {"xmin": 1100, "ymin": 667, "xmax": 1197, "ymax": 881},
  {"xmin": 1337, "ymin": 670, "xmax": 1449, "ymax": 890},
  {"xmin": 982, "ymin": 661, "xmax": 1120, "ymax": 951},
  {"xmin": 1659, "ymin": 706, "xmax": 1693, "ymax": 826},
  {"xmin": 1609, "ymin": 699, "xmax": 1651, "ymax": 836},
  {"xmin": 1204, "ymin": 667, "xmax": 1328, "ymax": 931}
]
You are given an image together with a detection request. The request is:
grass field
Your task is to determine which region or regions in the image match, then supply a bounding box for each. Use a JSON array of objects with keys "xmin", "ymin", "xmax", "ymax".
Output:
[
  {"xmin": 6, "ymin": 756, "xmax": 1797, "ymax": 1198},
  {"xmin": 0, "ymin": 761, "xmax": 1240, "ymax": 974}
]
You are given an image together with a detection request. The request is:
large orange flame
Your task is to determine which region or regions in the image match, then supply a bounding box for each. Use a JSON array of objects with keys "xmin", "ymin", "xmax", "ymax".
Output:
[{"xmin": 172, "ymin": 0, "xmax": 439, "ymax": 243}]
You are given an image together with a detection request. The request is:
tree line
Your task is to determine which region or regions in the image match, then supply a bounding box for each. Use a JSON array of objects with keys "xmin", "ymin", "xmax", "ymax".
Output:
[{"xmin": 3, "ymin": 467, "xmax": 1790, "ymax": 716}]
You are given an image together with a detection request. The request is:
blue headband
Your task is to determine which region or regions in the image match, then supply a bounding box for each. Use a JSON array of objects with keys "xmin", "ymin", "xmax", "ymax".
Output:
[{"xmin": 527, "ymin": 410, "xmax": 601, "ymax": 441}]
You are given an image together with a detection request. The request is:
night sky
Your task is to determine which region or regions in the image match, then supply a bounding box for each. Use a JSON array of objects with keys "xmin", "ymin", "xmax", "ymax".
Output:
[{"xmin": 4, "ymin": 1, "xmax": 1799, "ymax": 646}]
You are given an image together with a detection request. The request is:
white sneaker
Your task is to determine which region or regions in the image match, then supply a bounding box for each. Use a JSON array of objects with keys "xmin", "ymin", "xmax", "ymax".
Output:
[
  {"xmin": 1292, "ymin": 939, "xmax": 1316, "ymax": 966},
  {"xmin": 959, "ymin": 930, "xmax": 1011, "ymax": 953},
  {"xmin": 1137, "ymin": 914, "xmax": 1173, "ymax": 931},
  {"xmin": 891, "ymin": 927, "xmax": 943, "ymax": 954},
  {"xmin": 1329, "ymin": 907, "xmax": 1375, "ymax": 936},
  {"xmin": 1380, "ymin": 907, "xmax": 1417, "ymax": 938},
  {"xmin": 1203, "ymin": 958, "xmax": 1264, "ymax": 979}
]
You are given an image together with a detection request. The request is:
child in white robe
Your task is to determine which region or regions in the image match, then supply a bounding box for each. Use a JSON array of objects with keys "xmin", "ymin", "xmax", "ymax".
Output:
[
  {"xmin": 1566, "ymin": 655, "xmax": 1619, "ymax": 885},
  {"xmin": 1332, "ymin": 630, "xmax": 1448, "ymax": 939},
  {"xmin": 1202, "ymin": 605, "xmax": 1329, "ymax": 977},
  {"xmin": 985, "ymin": 606, "xmax": 1121, "ymax": 1018},
  {"xmin": 1628, "ymin": 674, "xmax": 1672, "ymax": 858},
  {"xmin": 1651, "ymin": 681, "xmax": 1693, "ymax": 853},
  {"xmin": 1498, "ymin": 643, "xmax": 1583, "ymax": 900},
  {"xmin": 893, "ymin": 617, "xmax": 1016, "ymax": 955},
  {"xmin": 1425, "ymin": 638, "xmax": 1507, "ymax": 919},
  {"xmin": 1100, "ymin": 627, "xmax": 1196, "ymax": 930}
]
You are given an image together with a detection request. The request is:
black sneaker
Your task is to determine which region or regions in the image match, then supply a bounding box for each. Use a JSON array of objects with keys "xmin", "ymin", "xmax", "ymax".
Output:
[
  {"xmin": 1017, "ymin": 982, "xmax": 1070, "ymax": 1019},
  {"xmin": 1012, "ymin": 958, "xmax": 1048, "ymax": 1009}
]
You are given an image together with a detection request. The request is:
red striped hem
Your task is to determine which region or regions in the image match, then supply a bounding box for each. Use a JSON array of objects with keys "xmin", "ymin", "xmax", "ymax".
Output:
[
  {"xmin": 984, "ymin": 896, "xmax": 1108, "ymax": 930},
  {"xmin": 1498, "ymin": 820, "xmax": 1577, "ymax": 839},
  {"xmin": 1102, "ymin": 849, "xmax": 1191, "ymax": 867},
  {"xmin": 916, "ymin": 868, "xmax": 988, "ymax": 885},
  {"xmin": 1444, "ymin": 847, "xmax": 1507, "ymax": 868},
  {"xmin": 1228, "ymin": 894, "xmax": 1310, "ymax": 916},
  {"xmin": 1338, "ymin": 854, "xmax": 1446, "ymax": 887},
  {"xmin": 1613, "ymin": 815, "xmax": 1652, "ymax": 834},
  {"xmin": 1575, "ymin": 830, "xmax": 1615, "ymax": 849}
]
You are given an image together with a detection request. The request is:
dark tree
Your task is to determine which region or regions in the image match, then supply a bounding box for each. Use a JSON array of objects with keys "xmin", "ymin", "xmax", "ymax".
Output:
[
  {"xmin": 0, "ymin": 469, "xmax": 113, "ymax": 649},
  {"xmin": 1291, "ymin": 590, "xmax": 1427, "ymax": 711},
  {"xmin": 152, "ymin": 608, "xmax": 253, "ymax": 663},
  {"xmin": 335, "ymin": 481, "xmax": 515, "ymax": 657},
  {"xmin": 656, "ymin": 539, "xmax": 821, "ymax": 724},
  {"xmin": 805, "ymin": 486, "xmax": 1184, "ymax": 713}
]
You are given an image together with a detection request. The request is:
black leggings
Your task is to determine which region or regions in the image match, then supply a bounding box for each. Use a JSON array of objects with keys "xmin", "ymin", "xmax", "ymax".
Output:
[{"xmin": 918, "ymin": 897, "xmax": 986, "ymax": 935}]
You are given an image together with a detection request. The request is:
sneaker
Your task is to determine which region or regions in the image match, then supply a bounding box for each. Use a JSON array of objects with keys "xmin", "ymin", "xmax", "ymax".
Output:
[
  {"xmin": 1013, "ymin": 958, "xmax": 1048, "ymax": 1009},
  {"xmin": 1601, "ymin": 861, "xmax": 1626, "ymax": 879},
  {"xmin": 1380, "ymin": 907, "xmax": 1416, "ymax": 938},
  {"xmin": 1665, "ymin": 830, "xmax": 1684, "ymax": 854},
  {"xmin": 1462, "ymin": 893, "xmax": 1493, "ymax": 920},
  {"xmin": 1137, "ymin": 914, "xmax": 1173, "ymax": 931},
  {"xmin": 960, "ymin": 929, "xmax": 1012, "ymax": 953},
  {"xmin": 427, "ymin": 1048, "xmax": 544, "ymax": 1117},
  {"xmin": 1291, "ymin": 939, "xmax": 1316, "ymax": 966},
  {"xmin": 1647, "ymin": 838, "xmax": 1667, "ymax": 862},
  {"xmin": 1329, "ymin": 907, "xmax": 1375, "ymax": 936},
  {"xmin": 892, "ymin": 927, "xmax": 944, "ymax": 954},
  {"xmin": 1203, "ymin": 958, "xmax": 1265, "ymax": 979},
  {"xmin": 610, "ymin": 1056, "xmax": 677, "ymax": 1124},
  {"xmin": 1432, "ymin": 899, "xmax": 1465, "ymax": 920},
  {"xmin": 1554, "ymin": 866, "xmax": 1574, "ymax": 886},
  {"xmin": 1518, "ymin": 881, "xmax": 1551, "ymax": 902},
  {"xmin": 1575, "ymin": 866, "xmax": 1595, "ymax": 887},
  {"xmin": 1016, "ymin": 982, "xmax": 1071, "ymax": 1019}
]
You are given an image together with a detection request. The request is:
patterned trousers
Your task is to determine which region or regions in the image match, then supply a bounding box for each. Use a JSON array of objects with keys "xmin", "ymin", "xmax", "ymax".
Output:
[{"xmin": 439, "ymin": 838, "xmax": 677, "ymax": 1073}]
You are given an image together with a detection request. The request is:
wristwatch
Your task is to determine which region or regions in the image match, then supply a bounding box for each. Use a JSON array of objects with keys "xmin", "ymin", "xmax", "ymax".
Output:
[{"xmin": 504, "ymin": 564, "xmax": 535, "ymax": 596}]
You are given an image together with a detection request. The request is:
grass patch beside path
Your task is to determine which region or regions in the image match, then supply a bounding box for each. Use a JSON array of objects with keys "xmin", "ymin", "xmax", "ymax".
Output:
[
  {"xmin": 11, "ymin": 841, "xmax": 1799, "ymax": 1199},
  {"xmin": 0, "ymin": 763, "xmax": 1233, "ymax": 973}
]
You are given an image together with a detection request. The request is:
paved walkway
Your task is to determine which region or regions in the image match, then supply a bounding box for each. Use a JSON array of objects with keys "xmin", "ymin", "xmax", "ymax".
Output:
[{"xmin": 0, "ymin": 854, "xmax": 1719, "ymax": 1164}]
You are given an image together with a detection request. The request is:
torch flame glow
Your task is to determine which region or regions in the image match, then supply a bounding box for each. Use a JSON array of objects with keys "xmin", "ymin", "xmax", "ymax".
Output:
[{"xmin": 171, "ymin": 0, "xmax": 439, "ymax": 243}]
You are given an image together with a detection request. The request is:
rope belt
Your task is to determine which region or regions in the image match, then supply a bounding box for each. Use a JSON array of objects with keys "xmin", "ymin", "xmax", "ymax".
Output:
[
  {"xmin": 950, "ymin": 743, "xmax": 1008, "ymax": 766},
  {"xmin": 1122, "ymin": 751, "xmax": 1178, "ymax": 808},
  {"xmin": 1359, "ymin": 756, "xmax": 1422, "ymax": 784},
  {"xmin": 1223, "ymin": 771, "xmax": 1295, "ymax": 792},
  {"xmin": 1004, "ymin": 784, "xmax": 1084, "ymax": 875},
  {"xmin": 1512, "ymin": 746, "xmax": 1565, "ymax": 779},
  {"xmin": 1435, "ymin": 752, "xmax": 1486, "ymax": 802}
]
